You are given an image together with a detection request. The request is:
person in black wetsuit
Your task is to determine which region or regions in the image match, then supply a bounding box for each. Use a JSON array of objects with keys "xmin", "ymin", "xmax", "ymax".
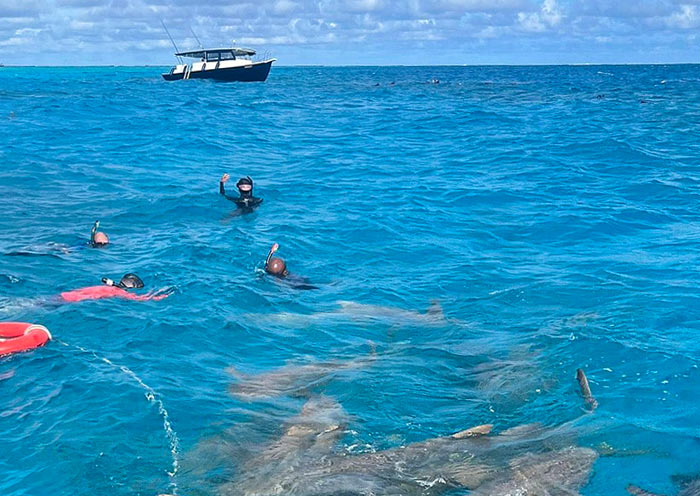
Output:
[
  {"xmin": 220, "ymin": 173, "xmax": 263, "ymax": 212},
  {"xmin": 264, "ymin": 243, "xmax": 317, "ymax": 290}
]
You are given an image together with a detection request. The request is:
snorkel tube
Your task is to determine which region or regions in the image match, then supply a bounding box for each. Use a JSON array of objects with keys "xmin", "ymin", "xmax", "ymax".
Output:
[
  {"xmin": 90, "ymin": 221, "xmax": 99, "ymax": 247},
  {"xmin": 265, "ymin": 243, "xmax": 289, "ymax": 277},
  {"xmin": 265, "ymin": 243, "xmax": 279, "ymax": 271},
  {"xmin": 90, "ymin": 220, "xmax": 109, "ymax": 247}
]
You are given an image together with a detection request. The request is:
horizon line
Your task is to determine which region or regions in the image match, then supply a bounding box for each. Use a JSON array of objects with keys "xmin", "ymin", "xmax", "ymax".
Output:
[{"xmin": 2, "ymin": 62, "xmax": 699, "ymax": 68}]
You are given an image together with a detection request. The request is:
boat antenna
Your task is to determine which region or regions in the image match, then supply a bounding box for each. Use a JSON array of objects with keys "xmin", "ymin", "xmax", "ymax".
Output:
[
  {"xmin": 161, "ymin": 20, "xmax": 183, "ymax": 64},
  {"xmin": 190, "ymin": 27, "xmax": 203, "ymax": 49}
]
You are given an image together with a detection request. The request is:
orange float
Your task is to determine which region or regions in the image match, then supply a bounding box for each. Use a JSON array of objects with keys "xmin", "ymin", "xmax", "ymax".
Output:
[{"xmin": 0, "ymin": 322, "xmax": 52, "ymax": 356}]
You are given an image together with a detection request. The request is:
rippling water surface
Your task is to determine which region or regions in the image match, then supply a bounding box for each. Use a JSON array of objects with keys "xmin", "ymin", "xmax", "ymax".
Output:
[{"xmin": 1, "ymin": 65, "xmax": 699, "ymax": 496}]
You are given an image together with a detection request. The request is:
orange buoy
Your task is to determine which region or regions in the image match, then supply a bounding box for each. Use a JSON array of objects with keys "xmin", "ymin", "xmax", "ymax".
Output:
[{"xmin": 0, "ymin": 322, "xmax": 52, "ymax": 356}]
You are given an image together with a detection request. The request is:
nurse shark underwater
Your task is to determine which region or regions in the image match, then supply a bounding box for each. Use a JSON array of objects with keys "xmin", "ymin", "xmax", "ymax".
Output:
[{"xmin": 1, "ymin": 65, "xmax": 699, "ymax": 496}]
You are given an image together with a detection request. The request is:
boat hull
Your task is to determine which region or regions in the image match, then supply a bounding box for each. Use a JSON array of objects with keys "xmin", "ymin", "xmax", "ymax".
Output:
[{"xmin": 162, "ymin": 60, "xmax": 273, "ymax": 82}]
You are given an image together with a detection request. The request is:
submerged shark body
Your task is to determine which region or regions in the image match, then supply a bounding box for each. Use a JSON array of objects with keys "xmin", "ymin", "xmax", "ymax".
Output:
[
  {"xmin": 228, "ymin": 353, "xmax": 375, "ymax": 400},
  {"xmin": 219, "ymin": 397, "xmax": 597, "ymax": 496},
  {"xmin": 246, "ymin": 300, "xmax": 454, "ymax": 329},
  {"xmin": 334, "ymin": 300, "xmax": 448, "ymax": 325},
  {"xmin": 472, "ymin": 446, "xmax": 597, "ymax": 496}
]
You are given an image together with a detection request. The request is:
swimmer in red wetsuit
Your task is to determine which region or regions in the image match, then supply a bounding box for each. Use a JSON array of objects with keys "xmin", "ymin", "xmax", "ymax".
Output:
[{"xmin": 60, "ymin": 273, "xmax": 173, "ymax": 302}]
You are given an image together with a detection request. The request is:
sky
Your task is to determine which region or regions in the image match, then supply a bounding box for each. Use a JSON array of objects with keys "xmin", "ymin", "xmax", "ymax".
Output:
[{"xmin": 0, "ymin": 0, "xmax": 699, "ymax": 66}]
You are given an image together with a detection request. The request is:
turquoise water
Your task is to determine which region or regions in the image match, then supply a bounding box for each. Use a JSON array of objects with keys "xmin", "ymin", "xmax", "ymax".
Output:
[{"xmin": 1, "ymin": 65, "xmax": 699, "ymax": 495}]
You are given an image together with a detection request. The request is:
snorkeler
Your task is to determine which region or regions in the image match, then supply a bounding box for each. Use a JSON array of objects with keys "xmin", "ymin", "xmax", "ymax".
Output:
[
  {"xmin": 265, "ymin": 243, "xmax": 288, "ymax": 277},
  {"xmin": 59, "ymin": 273, "xmax": 173, "ymax": 302},
  {"xmin": 220, "ymin": 173, "xmax": 263, "ymax": 211},
  {"xmin": 264, "ymin": 243, "xmax": 317, "ymax": 290},
  {"xmin": 90, "ymin": 220, "xmax": 109, "ymax": 247},
  {"xmin": 5, "ymin": 221, "xmax": 109, "ymax": 257}
]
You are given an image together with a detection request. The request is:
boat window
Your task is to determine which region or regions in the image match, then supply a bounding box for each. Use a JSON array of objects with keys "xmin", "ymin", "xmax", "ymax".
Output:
[
  {"xmin": 219, "ymin": 51, "xmax": 235, "ymax": 60},
  {"xmin": 206, "ymin": 52, "xmax": 220, "ymax": 62}
]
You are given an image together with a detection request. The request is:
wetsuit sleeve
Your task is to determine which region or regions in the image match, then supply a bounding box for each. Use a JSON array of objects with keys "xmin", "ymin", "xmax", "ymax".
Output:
[{"xmin": 219, "ymin": 182, "xmax": 238, "ymax": 202}]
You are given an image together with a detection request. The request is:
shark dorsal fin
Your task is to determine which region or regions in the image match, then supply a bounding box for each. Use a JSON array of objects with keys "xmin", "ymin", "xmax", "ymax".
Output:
[{"xmin": 426, "ymin": 300, "xmax": 444, "ymax": 318}]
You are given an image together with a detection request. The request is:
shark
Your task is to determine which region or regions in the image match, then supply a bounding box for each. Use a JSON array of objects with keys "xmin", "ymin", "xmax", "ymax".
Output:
[
  {"xmin": 470, "ymin": 345, "xmax": 558, "ymax": 414},
  {"xmin": 167, "ymin": 368, "xmax": 601, "ymax": 496},
  {"xmin": 217, "ymin": 393, "xmax": 597, "ymax": 496},
  {"xmin": 333, "ymin": 300, "xmax": 448, "ymax": 325},
  {"xmin": 243, "ymin": 300, "xmax": 456, "ymax": 329},
  {"xmin": 227, "ymin": 350, "xmax": 376, "ymax": 401}
]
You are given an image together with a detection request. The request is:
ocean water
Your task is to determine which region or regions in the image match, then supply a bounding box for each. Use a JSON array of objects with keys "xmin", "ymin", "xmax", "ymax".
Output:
[{"xmin": 1, "ymin": 65, "xmax": 699, "ymax": 496}]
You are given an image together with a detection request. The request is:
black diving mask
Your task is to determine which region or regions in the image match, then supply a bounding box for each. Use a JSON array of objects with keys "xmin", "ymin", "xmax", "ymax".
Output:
[
  {"xmin": 236, "ymin": 176, "xmax": 254, "ymax": 196},
  {"xmin": 102, "ymin": 273, "xmax": 144, "ymax": 290}
]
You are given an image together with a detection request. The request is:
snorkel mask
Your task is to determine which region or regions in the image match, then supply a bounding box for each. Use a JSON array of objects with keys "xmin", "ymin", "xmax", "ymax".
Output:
[
  {"xmin": 102, "ymin": 273, "xmax": 145, "ymax": 290},
  {"xmin": 236, "ymin": 176, "xmax": 254, "ymax": 197}
]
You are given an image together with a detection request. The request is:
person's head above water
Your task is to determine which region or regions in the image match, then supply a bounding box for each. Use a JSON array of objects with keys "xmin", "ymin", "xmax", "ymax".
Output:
[
  {"xmin": 93, "ymin": 232, "xmax": 109, "ymax": 245},
  {"xmin": 267, "ymin": 257, "xmax": 287, "ymax": 276},
  {"xmin": 236, "ymin": 176, "xmax": 254, "ymax": 196},
  {"xmin": 265, "ymin": 243, "xmax": 288, "ymax": 277},
  {"xmin": 102, "ymin": 273, "xmax": 144, "ymax": 290},
  {"xmin": 90, "ymin": 220, "xmax": 109, "ymax": 247}
]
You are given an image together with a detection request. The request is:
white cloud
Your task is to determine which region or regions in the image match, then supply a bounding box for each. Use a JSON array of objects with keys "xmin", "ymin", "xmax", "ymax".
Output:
[
  {"xmin": 272, "ymin": 0, "xmax": 298, "ymax": 16},
  {"xmin": 666, "ymin": 4, "xmax": 700, "ymax": 29},
  {"xmin": 430, "ymin": 0, "xmax": 525, "ymax": 13},
  {"xmin": 541, "ymin": 0, "xmax": 562, "ymax": 26},
  {"xmin": 344, "ymin": 0, "xmax": 385, "ymax": 13},
  {"xmin": 517, "ymin": 11, "xmax": 545, "ymax": 32},
  {"xmin": 69, "ymin": 20, "xmax": 95, "ymax": 31},
  {"xmin": 0, "ymin": 0, "xmax": 699, "ymax": 64},
  {"xmin": 15, "ymin": 27, "xmax": 42, "ymax": 36},
  {"xmin": 518, "ymin": 0, "xmax": 562, "ymax": 32},
  {"xmin": 476, "ymin": 25, "xmax": 505, "ymax": 39},
  {"xmin": 0, "ymin": 36, "xmax": 27, "ymax": 46}
]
